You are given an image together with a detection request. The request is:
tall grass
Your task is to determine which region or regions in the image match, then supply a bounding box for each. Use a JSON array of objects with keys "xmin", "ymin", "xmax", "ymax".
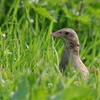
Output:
[{"xmin": 0, "ymin": 0, "xmax": 100, "ymax": 100}]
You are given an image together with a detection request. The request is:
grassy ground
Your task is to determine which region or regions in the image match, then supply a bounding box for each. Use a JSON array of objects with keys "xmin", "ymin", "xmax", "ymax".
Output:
[{"xmin": 0, "ymin": 0, "xmax": 100, "ymax": 100}]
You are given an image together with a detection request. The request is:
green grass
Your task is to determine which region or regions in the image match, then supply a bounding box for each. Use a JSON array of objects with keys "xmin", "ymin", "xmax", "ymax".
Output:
[{"xmin": 0, "ymin": 0, "xmax": 100, "ymax": 100}]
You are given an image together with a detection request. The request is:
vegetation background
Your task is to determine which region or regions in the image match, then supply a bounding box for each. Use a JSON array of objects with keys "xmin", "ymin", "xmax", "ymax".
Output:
[{"xmin": 0, "ymin": 0, "xmax": 100, "ymax": 100}]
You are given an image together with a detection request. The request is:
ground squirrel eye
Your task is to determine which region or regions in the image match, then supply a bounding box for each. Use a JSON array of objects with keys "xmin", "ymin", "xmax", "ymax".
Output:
[
  {"xmin": 65, "ymin": 31, "xmax": 69, "ymax": 35},
  {"xmin": 59, "ymin": 31, "xmax": 62, "ymax": 34}
]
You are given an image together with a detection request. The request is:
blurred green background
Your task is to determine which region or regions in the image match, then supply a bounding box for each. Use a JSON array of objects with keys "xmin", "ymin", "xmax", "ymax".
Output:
[{"xmin": 0, "ymin": 0, "xmax": 100, "ymax": 100}]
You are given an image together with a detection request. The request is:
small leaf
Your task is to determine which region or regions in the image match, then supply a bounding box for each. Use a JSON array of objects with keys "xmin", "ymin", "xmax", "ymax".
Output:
[
  {"xmin": 10, "ymin": 78, "xmax": 29, "ymax": 100},
  {"xmin": 34, "ymin": 7, "xmax": 53, "ymax": 20}
]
